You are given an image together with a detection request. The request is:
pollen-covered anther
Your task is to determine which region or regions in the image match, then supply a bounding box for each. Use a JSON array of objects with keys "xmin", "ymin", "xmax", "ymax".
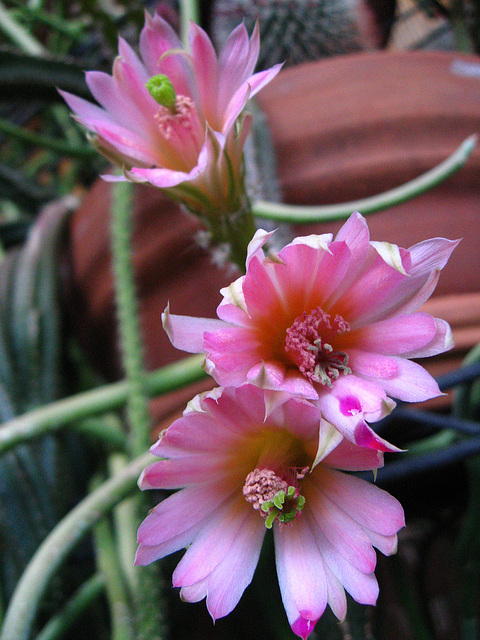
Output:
[
  {"xmin": 155, "ymin": 95, "xmax": 200, "ymax": 139},
  {"xmin": 243, "ymin": 468, "xmax": 288, "ymax": 511},
  {"xmin": 285, "ymin": 307, "xmax": 352, "ymax": 387},
  {"xmin": 243, "ymin": 468, "xmax": 306, "ymax": 529}
]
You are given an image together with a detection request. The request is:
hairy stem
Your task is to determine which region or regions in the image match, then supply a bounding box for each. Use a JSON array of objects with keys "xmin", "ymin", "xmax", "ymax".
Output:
[{"xmin": 0, "ymin": 354, "xmax": 205, "ymax": 456}]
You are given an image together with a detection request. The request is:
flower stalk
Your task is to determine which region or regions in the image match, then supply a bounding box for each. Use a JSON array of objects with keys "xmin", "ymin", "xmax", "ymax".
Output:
[
  {"xmin": 110, "ymin": 181, "xmax": 167, "ymax": 639},
  {"xmin": 252, "ymin": 135, "xmax": 477, "ymax": 223},
  {"xmin": 91, "ymin": 473, "xmax": 135, "ymax": 640},
  {"xmin": 110, "ymin": 179, "xmax": 152, "ymax": 457}
]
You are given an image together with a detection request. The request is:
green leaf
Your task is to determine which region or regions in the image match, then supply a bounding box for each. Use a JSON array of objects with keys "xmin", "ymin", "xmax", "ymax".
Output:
[{"xmin": 0, "ymin": 50, "xmax": 90, "ymax": 102}]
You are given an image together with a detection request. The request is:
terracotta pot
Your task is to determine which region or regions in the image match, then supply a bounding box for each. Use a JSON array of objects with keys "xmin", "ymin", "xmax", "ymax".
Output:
[{"xmin": 63, "ymin": 49, "xmax": 480, "ymax": 418}]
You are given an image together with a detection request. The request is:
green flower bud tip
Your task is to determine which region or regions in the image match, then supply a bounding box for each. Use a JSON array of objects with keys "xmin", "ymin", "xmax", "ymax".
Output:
[
  {"xmin": 272, "ymin": 490, "xmax": 286, "ymax": 510},
  {"xmin": 146, "ymin": 74, "xmax": 176, "ymax": 111},
  {"xmin": 261, "ymin": 486, "xmax": 306, "ymax": 529},
  {"xmin": 264, "ymin": 509, "xmax": 279, "ymax": 529}
]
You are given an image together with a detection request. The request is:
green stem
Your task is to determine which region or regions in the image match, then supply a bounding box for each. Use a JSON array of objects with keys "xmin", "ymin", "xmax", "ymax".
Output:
[
  {"xmin": 109, "ymin": 454, "xmax": 140, "ymax": 595},
  {"xmin": 0, "ymin": 451, "xmax": 154, "ymax": 640},
  {"xmin": 92, "ymin": 473, "xmax": 135, "ymax": 640},
  {"xmin": 74, "ymin": 414, "xmax": 127, "ymax": 450},
  {"xmin": 207, "ymin": 197, "xmax": 258, "ymax": 273},
  {"xmin": 110, "ymin": 181, "xmax": 167, "ymax": 638},
  {"xmin": 0, "ymin": 354, "xmax": 205, "ymax": 456},
  {"xmin": 0, "ymin": 115, "xmax": 96, "ymax": 158},
  {"xmin": 33, "ymin": 574, "xmax": 105, "ymax": 640},
  {"xmin": 179, "ymin": 0, "xmax": 199, "ymax": 49},
  {"xmin": 0, "ymin": 0, "xmax": 45, "ymax": 54},
  {"xmin": 252, "ymin": 135, "xmax": 477, "ymax": 223},
  {"xmin": 110, "ymin": 180, "xmax": 151, "ymax": 457}
]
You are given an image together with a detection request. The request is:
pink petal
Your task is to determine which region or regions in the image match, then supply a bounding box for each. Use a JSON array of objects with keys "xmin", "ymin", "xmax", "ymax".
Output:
[
  {"xmin": 371, "ymin": 356, "xmax": 442, "ymax": 402},
  {"xmin": 317, "ymin": 376, "xmax": 397, "ymax": 448},
  {"xmin": 204, "ymin": 325, "xmax": 262, "ymax": 360},
  {"xmin": 328, "ymin": 373, "xmax": 392, "ymax": 416},
  {"xmin": 276, "ymin": 240, "xmax": 350, "ymax": 312},
  {"xmin": 217, "ymin": 22, "xmax": 254, "ymax": 113},
  {"xmin": 138, "ymin": 455, "xmax": 227, "ymax": 489},
  {"xmin": 323, "ymin": 438, "xmax": 384, "ymax": 471},
  {"xmin": 246, "ymin": 361, "xmax": 309, "ymax": 395},
  {"xmin": 274, "ymin": 515, "xmax": 328, "ymax": 638},
  {"xmin": 310, "ymin": 522, "xmax": 379, "ymax": 606},
  {"xmin": 172, "ymin": 496, "xmax": 249, "ymax": 587},
  {"xmin": 345, "ymin": 238, "xmax": 459, "ymax": 326},
  {"xmin": 353, "ymin": 421, "xmax": 402, "ymax": 453},
  {"xmin": 335, "ymin": 211, "xmax": 370, "ymax": 254},
  {"xmin": 326, "ymin": 212, "xmax": 371, "ymax": 306},
  {"xmin": 135, "ymin": 520, "xmax": 202, "ymax": 566},
  {"xmin": 314, "ymin": 467, "xmax": 405, "ymax": 537},
  {"xmin": 198, "ymin": 385, "xmax": 267, "ymax": 436},
  {"xmin": 408, "ymin": 237, "xmax": 460, "ymax": 276},
  {"xmin": 353, "ymin": 312, "xmax": 438, "ymax": 356},
  {"xmin": 151, "ymin": 411, "xmax": 241, "ymax": 458},
  {"xmin": 379, "ymin": 237, "xmax": 459, "ymax": 318},
  {"xmin": 216, "ymin": 300, "xmax": 250, "ymax": 326},
  {"xmin": 137, "ymin": 483, "xmax": 227, "ymax": 546},
  {"xmin": 205, "ymin": 511, "xmax": 265, "ymax": 620},
  {"xmin": 118, "ymin": 36, "xmax": 150, "ymax": 83},
  {"xmin": 281, "ymin": 398, "xmax": 324, "ymax": 442},
  {"xmin": 348, "ymin": 349, "xmax": 399, "ymax": 379},
  {"xmin": 323, "ymin": 559, "xmax": 347, "ymax": 622},
  {"xmin": 189, "ymin": 23, "xmax": 219, "ymax": 125},
  {"xmin": 306, "ymin": 477, "xmax": 377, "ymax": 574},
  {"xmin": 112, "ymin": 56, "xmax": 160, "ymax": 132},
  {"xmin": 139, "ymin": 11, "xmax": 193, "ymax": 98},
  {"xmin": 179, "ymin": 577, "xmax": 208, "ymax": 603},
  {"xmin": 242, "ymin": 255, "xmax": 287, "ymax": 322},
  {"xmin": 162, "ymin": 307, "xmax": 227, "ymax": 353},
  {"xmin": 337, "ymin": 247, "xmax": 412, "ymax": 326},
  {"xmin": 402, "ymin": 317, "xmax": 453, "ymax": 358},
  {"xmin": 221, "ymin": 83, "xmax": 251, "ymax": 135},
  {"xmin": 59, "ymin": 90, "xmax": 158, "ymax": 165},
  {"xmin": 246, "ymin": 361, "xmax": 318, "ymax": 399},
  {"xmin": 85, "ymin": 71, "xmax": 137, "ymax": 130},
  {"xmin": 363, "ymin": 528, "xmax": 398, "ymax": 556},
  {"xmin": 238, "ymin": 21, "xmax": 261, "ymax": 79},
  {"xmin": 245, "ymin": 63, "xmax": 283, "ymax": 99},
  {"xmin": 245, "ymin": 228, "xmax": 275, "ymax": 268},
  {"xmin": 130, "ymin": 164, "xmax": 200, "ymax": 188}
]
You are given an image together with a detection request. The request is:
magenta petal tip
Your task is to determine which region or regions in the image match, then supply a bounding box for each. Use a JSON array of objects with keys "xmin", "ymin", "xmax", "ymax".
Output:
[{"xmin": 291, "ymin": 614, "xmax": 319, "ymax": 639}]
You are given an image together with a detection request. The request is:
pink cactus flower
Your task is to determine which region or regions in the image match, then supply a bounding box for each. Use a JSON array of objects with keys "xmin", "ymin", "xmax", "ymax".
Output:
[
  {"xmin": 136, "ymin": 384, "xmax": 404, "ymax": 639},
  {"xmin": 59, "ymin": 13, "xmax": 281, "ymax": 214},
  {"xmin": 164, "ymin": 212, "xmax": 458, "ymax": 451}
]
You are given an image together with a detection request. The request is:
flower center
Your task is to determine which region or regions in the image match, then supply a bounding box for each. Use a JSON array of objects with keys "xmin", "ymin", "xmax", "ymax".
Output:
[
  {"xmin": 154, "ymin": 96, "xmax": 204, "ymax": 170},
  {"xmin": 243, "ymin": 467, "xmax": 307, "ymax": 529},
  {"xmin": 285, "ymin": 307, "xmax": 351, "ymax": 387},
  {"xmin": 146, "ymin": 74, "xmax": 205, "ymax": 171}
]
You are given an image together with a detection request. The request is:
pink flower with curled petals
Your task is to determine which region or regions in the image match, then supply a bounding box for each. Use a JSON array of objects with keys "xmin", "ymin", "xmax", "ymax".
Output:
[
  {"xmin": 136, "ymin": 384, "xmax": 404, "ymax": 639},
  {"xmin": 164, "ymin": 212, "xmax": 459, "ymax": 451},
  {"xmin": 60, "ymin": 12, "xmax": 281, "ymax": 214}
]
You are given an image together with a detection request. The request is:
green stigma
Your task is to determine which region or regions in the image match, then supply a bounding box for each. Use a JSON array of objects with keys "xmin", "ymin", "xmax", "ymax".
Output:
[
  {"xmin": 261, "ymin": 485, "xmax": 306, "ymax": 529},
  {"xmin": 146, "ymin": 74, "xmax": 176, "ymax": 111}
]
